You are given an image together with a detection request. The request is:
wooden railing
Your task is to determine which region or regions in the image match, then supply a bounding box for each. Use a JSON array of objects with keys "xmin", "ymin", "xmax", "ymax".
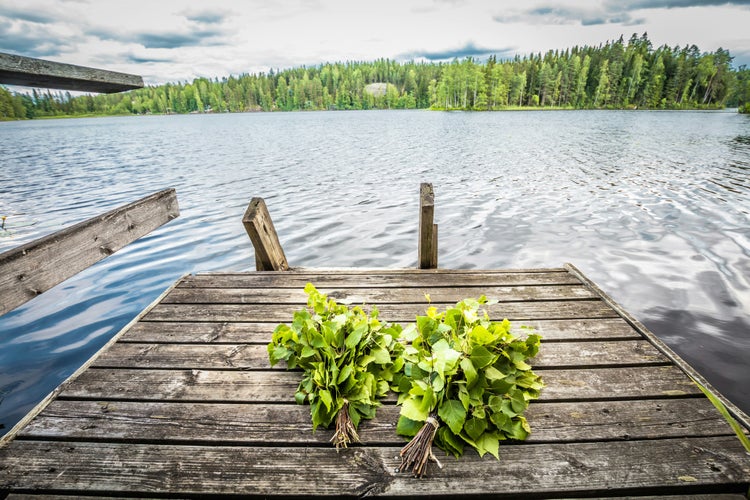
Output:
[
  {"xmin": 244, "ymin": 183, "xmax": 439, "ymax": 271},
  {"xmin": 0, "ymin": 52, "xmax": 143, "ymax": 93},
  {"xmin": 0, "ymin": 189, "xmax": 179, "ymax": 316}
]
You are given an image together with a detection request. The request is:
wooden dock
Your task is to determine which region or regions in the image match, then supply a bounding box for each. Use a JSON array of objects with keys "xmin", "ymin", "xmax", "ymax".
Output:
[{"xmin": 1, "ymin": 266, "xmax": 748, "ymax": 498}]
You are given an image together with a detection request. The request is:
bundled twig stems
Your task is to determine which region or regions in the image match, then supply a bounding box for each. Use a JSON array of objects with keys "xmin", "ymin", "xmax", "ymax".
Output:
[
  {"xmin": 398, "ymin": 414, "xmax": 443, "ymax": 477},
  {"xmin": 330, "ymin": 400, "xmax": 360, "ymax": 450}
]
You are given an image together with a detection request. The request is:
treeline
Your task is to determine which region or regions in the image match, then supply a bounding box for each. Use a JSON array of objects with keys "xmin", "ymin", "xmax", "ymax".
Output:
[{"xmin": 2, "ymin": 33, "xmax": 750, "ymax": 120}]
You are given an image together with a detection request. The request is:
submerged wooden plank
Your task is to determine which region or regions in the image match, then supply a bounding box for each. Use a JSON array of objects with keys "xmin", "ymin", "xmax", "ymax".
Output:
[
  {"xmin": 179, "ymin": 270, "xmax": 580, "ymax": 288},
  {"xmin": 60, "ymin": 366, "xmax": 702, "ymax": 402},
  {"xmin": 18, "ymin": 398, "xmax": 734, "ymax": 445},
  {"xmin": 123, "ymin": 318, "xmax": 642, "ymax": 344},
  {"xmin": 90, "ymin": 340, "xmax": 668, "ymax": 370},
  {"xmin": 0, "ymin": 189, "xmax": 179, "ymax": 316},
  {"xmin": 144, "ymin": 300, "xmax": 618, "ymax": 323},
  {"xmin": 0, "ymin": 52, "xmax": 143, "ymax": 93},
  {"xmin": 0, "ymin": 437, "xmax": 747, "ymax": 497},
  {"xmin": 162, "ymin": 284, "xmax": 597, "ymax": 304}
]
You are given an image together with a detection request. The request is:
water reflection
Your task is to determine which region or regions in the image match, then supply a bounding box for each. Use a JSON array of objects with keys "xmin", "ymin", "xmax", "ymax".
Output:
[{"xmin": 0, "ymin": 110, "xmax": 749, "ymax": 432}]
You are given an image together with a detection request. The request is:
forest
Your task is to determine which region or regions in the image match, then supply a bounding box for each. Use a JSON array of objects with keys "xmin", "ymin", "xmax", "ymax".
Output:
[{"xmin": 2, "ymin": 34, "xmax": 750, "ymax": 120}]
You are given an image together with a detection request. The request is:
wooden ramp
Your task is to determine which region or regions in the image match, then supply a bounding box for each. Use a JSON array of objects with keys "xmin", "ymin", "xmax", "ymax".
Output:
[{"xmin": 1, "ymin": 266, "xmax": 748, "ymax": 498}]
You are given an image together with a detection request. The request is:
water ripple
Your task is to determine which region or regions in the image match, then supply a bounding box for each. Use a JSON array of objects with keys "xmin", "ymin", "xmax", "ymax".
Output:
[{"xmin": 0, "ymin": 109, "xmax": 749, "ymax": 432}]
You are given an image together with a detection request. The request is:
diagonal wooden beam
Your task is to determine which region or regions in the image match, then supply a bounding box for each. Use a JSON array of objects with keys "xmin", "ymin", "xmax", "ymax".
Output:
[
  {"xmin": 0, "ymin": 189, "xmax": 179, "ymax": 316},
  {"xmin": 243, "ymin": 198, "xmax": 289, "ymax": 271},
  {"xmin": 0, "ymin": 52, "xmax": 143, "ymax": 93}
]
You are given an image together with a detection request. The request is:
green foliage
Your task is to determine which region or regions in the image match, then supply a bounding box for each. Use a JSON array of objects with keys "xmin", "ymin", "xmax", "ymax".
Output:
[
  {"xmin": 268, "ymin": 283, "xmax": 404, "ymax": 442},
  {"xmin": 4, "ymin": 34, "xmax": 746, "ymax": 120},
  {"xmin": 690, "ymin": 376, "xmax": 750, "ymax": 453},
  {"xmin": 393, "ymin": 297, "xmax": 543, "ymax": 459}
]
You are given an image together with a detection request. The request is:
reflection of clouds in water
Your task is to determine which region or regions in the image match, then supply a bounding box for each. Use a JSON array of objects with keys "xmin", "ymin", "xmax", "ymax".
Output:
[
  {"xmin": 643, "ymin": 307, "xmax": 750, "ymax": 414},
  {"xmin": 0, "ymin": 110, "xmax": 749, "ymax": 432}
]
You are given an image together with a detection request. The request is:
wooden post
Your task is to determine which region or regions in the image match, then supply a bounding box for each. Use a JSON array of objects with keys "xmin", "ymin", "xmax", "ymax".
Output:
[
  {"xmin": 418, "ymin": 183, "xmax": 438, "ymax": 269},
  {"xmin": 0, "ymin": 189, "xmax": 179, "ymax": 316},
  {"xmin": 0, "ymin": 52, "xmax": 144, "ymax": 93},
  {"xmin": 243, "ymin": 198, "xmax": 289, "ymax": 271}
]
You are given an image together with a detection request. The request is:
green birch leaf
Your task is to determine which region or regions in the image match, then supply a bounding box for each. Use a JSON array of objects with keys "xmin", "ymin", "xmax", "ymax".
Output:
[
  {"xmin": 400, "ymin": 323, "xmax": 418, "ymax": 342},
  {"xmin": 270, "ymin": 345, "xmax": 290, "ymax": 365},
  {"xmin": 300, "ymin": 345, "xmax": 316, "ymax": 358},
  {"xmin": 487, "ymin": 395, "xmax": 503, "ymax": 412},
  {"xmin": 401, "ymin": 396, "xmax": 430, "ymax": 422},
  {"xmin": 337, "ymin": 364, "xmax": 353, "ymax": 384},
  {"xmin": 319, "ymin": 389, "xmax": 333, "ymax": 412},
  {"xmin": 345, "ymin": 323, "xmax": 367, "ymax": 349},
  {"xmin": 470, "ymin": 345, "xmax": 495, "ymax": 369},
  {"xmin": 469, "ymin": 324, "xmax": 494, "ymax": 346},
  {"xmin": 438, "ymin": 399, "xmax": 467, "ymax": 435},
  {"xmin": 464, "ymin": 416, "xmax": 487, "ymax": 441},
  {"xmin": 484, "ymin": 365, "xmax": 505, "ymax": 381},
  {"xmin": 490, "ymin": 410, "xmax": 511, "ymax": 429},
  {"xmin": 396, "ymin": 415, "xmax": 422, "ymax": 437},
  {"xmin": 458, "ymin": 385, "xmax": 471, "ymax": 411},
  {"xmin": 268, "ymin": 284, "xmax": 406, "ymax": 445},
  {"xmin": 510, "ymin": 390, "xmax": 528, "ymax": 414},
  {"xmin": 370, "ymin": 346, "xmax": 391, "ymax": 365},
  {"xmin": 394, "ymin": 296, "xmax": 543, "ymax": 459},
  {"xmin": 436, "ymin": 426, "xmax": 465, "ymax": 458},
  {"xmin": 476, "ymin": 432, "xmax": 500, "ymax": 459},
  {"xmin": 433, "ymin": 339, "xmax": 462, "ymax": 375},
  {"xmin": 460, "ymin": 357, "xmax": 478, "ymax": 388}
]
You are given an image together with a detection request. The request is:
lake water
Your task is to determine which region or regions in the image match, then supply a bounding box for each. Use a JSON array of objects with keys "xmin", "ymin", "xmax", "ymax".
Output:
[{"xmin": 1, "ymin": 110, "xmax": 749, "ymax": 433}]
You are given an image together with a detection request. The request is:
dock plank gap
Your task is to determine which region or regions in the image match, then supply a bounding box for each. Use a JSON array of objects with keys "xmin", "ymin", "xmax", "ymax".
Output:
[{"xmin": 1, "ymin": 265, "xmax": 748, "ymax": 498}]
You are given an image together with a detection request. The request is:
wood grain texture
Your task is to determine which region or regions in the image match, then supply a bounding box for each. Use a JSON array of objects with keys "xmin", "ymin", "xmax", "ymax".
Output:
[
  {"xmin": 179, "ymin": 270, "xmax": 579, "ymax": 288},
  {"xmin": 123, "ymin": 317, "xmax": 641, "ymax": 344},
  {"xmin": 418, "ymin": 183, "xmax": 437, "ymax": 269},
  {"xmin": 0, "ymin": 52, "xmax": 143, "ymax": 93},
  {"xmin": 90, "ymin": 340, "xmax": 668, "ymax": 370},
  {"xmin": 18, "ymin": 398, "xmax": 735, "ymax": 445},
  {"xmin": 0, "ymin": 438, "xmax": 747, "ymax": 497},
  {"xmin": 59, "ymin": 366, "xmax": 701, "ymax": 402},
  {"xmin": 0, "ymin": 189, "xmax": 178, "ymax": 316},
  {"xmin": 143, "ymin": 300, "xmax": 619, "ymax": 323},
  {"xmin": 242, "ymin": 198, "xmax": 289, "ymax": 271},
  {"xmin": 2, "ymin": 268, "xmax": 748, "ymax": 498},
  {"xmin": 161, "ymin": 284, "xmax": 597, "ymax": 304}
]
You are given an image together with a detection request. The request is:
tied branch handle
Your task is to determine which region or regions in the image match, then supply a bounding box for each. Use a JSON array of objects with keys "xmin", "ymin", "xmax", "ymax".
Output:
[{"xmin": 397, "ymin": 414, "xmax": 443, "ymax": 477}]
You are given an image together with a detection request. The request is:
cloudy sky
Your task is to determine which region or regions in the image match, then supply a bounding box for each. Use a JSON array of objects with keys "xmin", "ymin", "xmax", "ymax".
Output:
[{"xmin": 1, "ymin": 0, "xmax": 750, "ymax": 85}]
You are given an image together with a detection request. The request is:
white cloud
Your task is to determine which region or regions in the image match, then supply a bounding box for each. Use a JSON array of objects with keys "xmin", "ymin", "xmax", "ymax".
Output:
[{"xmin": 1, "ymin": 0, "xmax": 749, "ymax": 84}]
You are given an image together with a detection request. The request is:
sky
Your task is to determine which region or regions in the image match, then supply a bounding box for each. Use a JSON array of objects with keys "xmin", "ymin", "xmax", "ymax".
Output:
[{"xmin": 1, "ymin": 0, "xmax": 750, "ymax": 85}]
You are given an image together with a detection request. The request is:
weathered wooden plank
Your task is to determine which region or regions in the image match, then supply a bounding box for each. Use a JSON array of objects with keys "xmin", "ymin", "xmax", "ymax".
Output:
[
  {"xmin": 0, "ymin": 437, "xmax": 747, "ymax": 497},
  {"xmin": 0, "ymin": 189, "xmax": 179, "ymax": 316},
  {"xmin": 143, "ymin": 300, "xmax": 619, "ymax": 323},
  {"xmin": 0, "ymin": 52, "xmax": 143, "ymax": 93},
  {"xmin": 60, "ymin": 366, "xmax": 702, "ymax": 402},
  {"xmin": 418, "ymin": 183, "xmax": 437, "ymax": 269},
  {"xmin": 123, "ymin": 318, "xmax": 641, "ymax": 344},
  {"xmin": 18, "ymin": 398, "xmax": 735, "ymax": 445},
  {"xmin": 179, "ymin": 270, "xmax": 580, "ymax": 288},
  {"xmin": 161, "ymin": 284, "xmax": 597, "ymax": 304},
  {"xmin": 242, "ymin": 198, "xmax": 289, "ymax": 271},
  {"xmin": 90, "ymin": 340, "xmax": 669, "ymax": 370}
]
